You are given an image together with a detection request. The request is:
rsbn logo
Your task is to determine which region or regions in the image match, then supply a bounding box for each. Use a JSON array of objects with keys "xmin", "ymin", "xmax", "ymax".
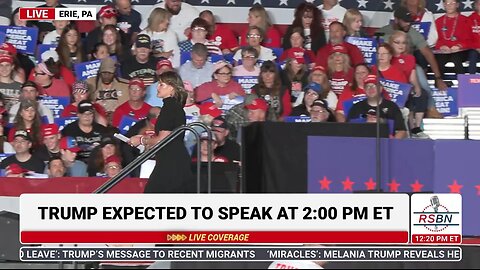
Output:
[{"xmin": 413, "ymin": 196, "xmax": 460, "ymax": 232}]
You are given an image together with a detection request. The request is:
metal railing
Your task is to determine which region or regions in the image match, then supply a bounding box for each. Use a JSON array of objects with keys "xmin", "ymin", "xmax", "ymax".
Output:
[{"xmin": 94, "ymin": 122, "xmax": 213, "ymax": 194}]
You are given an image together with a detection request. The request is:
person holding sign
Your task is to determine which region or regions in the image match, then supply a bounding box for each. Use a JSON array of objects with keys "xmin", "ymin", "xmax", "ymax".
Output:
[
  {"xmin": 399, "ymin": 0, "xmax": 438, "ymax": 48},
  {"xmin": 434, "ymin": 0, "xmax": 471, "ymax": 79},
  {"xmin": 129, "ymin": 71, "xmax": 194, "ymax": 193},
  {"xmin": 347, "ymin": 75, "xmax": 407, "ymax": 139},
  {"xmin": 389, "ymin": 31, "xmax": 429, "ymax": 138}
]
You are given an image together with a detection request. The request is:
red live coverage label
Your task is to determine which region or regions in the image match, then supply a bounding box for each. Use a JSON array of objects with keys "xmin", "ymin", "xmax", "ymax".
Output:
[
  {"xmin": 19, "ymin": 8, "xmax": 96, "ymax": 20},
  {"xmin": 20, "ymin": 194, "xmax": 410, "ymax": 244}
]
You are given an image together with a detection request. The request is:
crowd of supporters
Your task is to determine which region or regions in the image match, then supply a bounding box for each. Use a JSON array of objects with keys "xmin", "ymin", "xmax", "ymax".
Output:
[{"xmin": 0, "ymin": 0, "xmax": 475, "ymax": 178}]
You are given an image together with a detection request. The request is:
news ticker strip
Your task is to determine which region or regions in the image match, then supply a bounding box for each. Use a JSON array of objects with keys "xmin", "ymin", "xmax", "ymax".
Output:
[
  {"xmin": 19, "ymin": 8, "xmax": 96, "ymax": 20},
  {"xmin": 20, "ymin": 247, "xmax": 462, "ymax": 262},
  {"xmin": 19, "ymin": 194, "xmax": 461, "ymax": 244}
]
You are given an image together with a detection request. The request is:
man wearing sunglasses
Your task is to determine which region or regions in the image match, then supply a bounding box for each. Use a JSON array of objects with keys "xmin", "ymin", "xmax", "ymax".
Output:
[{"xmin": 141, "ymin": 0, "xmax": 200, "ymax": 42}]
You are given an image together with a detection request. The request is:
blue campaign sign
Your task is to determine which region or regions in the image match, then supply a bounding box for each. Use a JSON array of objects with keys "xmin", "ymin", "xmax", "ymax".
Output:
[
  {"xmin": 342, "ymin": 95, "xmax": 367, "ymax": 116},
  {"xmin": 36, "ymin": 44, "xmax": 57, "ymax": 62},
  {"xmin": 75, "ymin": 56, "xmax": 118, "ymax": 80},
  {"xmin": 55, "ymin": 117, "xmax": 78, "ymax": 131},
  {"xmin": 181, "ymin": 52, "xmax": 224, "ymax": 65},
  {"xmin": 233, "ymin": 76, "xmax": 258, "ymax": 95},
  {"xmin": 379, "ymin": 78, "xmax": 412, "ymax": 108},
  {"xmin": 39, "ymin": 96, "xmax": 70, "ymax": 119},
  {"xmin": 0, "ymin": 32, "xmax": 5, "ymax": 44},
  {"xmin": 74, "ymin": 59, "xmax": 101, "ymax": 81},
  {"xmin": 284, "ymin": 116, "xmax": 312, "ymax": 123},
  {"xmin": 411, "ymin": 22, "xmax": 431, "ymax": 40},
  {"xmin": 431, "ymin": 88, "xmax": 458, "ymax": 117},
  {"xmin": 345, "ymin": 36, "xmax": 377, "ymax": 65},
  {"xmin": 220, "ymin": 95, "xmax": 244, "ymax": 112},
  {"xmin": 0, "ymin": 26, "xmax": 38, "ymax": 55},
  {"xmin": 119, "ymin": 115, "xmax": 138, "ymax": 135}
]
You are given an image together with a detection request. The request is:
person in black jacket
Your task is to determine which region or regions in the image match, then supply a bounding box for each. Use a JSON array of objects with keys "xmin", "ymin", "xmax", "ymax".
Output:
[{"xmin": 282, "ymin": 2, "xmax": 326, "ymax": 53}]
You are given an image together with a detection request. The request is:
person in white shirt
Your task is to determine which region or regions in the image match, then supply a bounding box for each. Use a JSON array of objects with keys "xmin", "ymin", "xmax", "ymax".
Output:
[
  {"xmin": 139, "ymin": 7, "xmax": 180, "ymax": 68},
  {"xmin": 42, "ymin": 20, "xmax": 69, "ymax": 45},
  {"xmin": 319, "ymin": 0, "xmax": 347, "ymax": 40},
  {"xmin": 233, "ymin": 26, "xmax": 276, "ymax": 63},
  {"xmin": 140, "ymin": 0, "xmax": 200, "ymax": 42}
]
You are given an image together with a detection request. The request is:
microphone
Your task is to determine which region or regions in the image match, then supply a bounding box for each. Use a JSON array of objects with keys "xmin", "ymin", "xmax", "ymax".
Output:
[{"xmin": 430, "ymin": 195, "xmax": 440, "ymax": 213}]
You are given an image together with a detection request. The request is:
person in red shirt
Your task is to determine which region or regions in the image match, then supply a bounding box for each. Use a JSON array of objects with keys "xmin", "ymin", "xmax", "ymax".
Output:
[
  {"xmin": 327, "ymin": 44, "xmax": 354, "ymax": 96},
  {"xmin": 468, "ymin": 0, "xmax": 480, "ymax": 74},
  {"xmin": 336, "ymin": 63, "xmax": 369, "ymax": 122},
  {"xmin": 389, "ymin": 31, "xmax": 429, "ymax": 138},
  {"xmin": 111, "ymin": 78, "xmax": 152, "ymax": 127},
  {"xmin": 33, "ymin": 59, "xmax": 71, "ymax": 97},
  {"xmin": 434, "ymin": 0, "xmax": 471, "ymax": 78},
  {"xmin": 372, "ymin": 43, "xmax": 408, "ymax": 83},
  {"xmin": 195, "ymin": 61, "xmax": 245, "ymax": 103},
  {"xmin": 239, "ymin": 4, "xmax": 282, "ymax": 48},
  {"xmin": 199, "ymin": 10, "xmax": 239, "ymax": 54},
  {"xmin": 315, "ymin": 21, "xmax": 364, "ymax": 70}
]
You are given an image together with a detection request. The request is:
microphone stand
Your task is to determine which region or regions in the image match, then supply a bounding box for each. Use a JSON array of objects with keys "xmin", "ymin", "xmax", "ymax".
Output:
[{"xmin": 373, "ymin": 32, "xmax": 384, "ymax": 193}]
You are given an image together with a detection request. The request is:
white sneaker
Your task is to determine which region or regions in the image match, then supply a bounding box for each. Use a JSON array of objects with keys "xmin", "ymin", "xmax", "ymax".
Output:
[{"xmin": 411, "ymin": 131, "xmax": 430, "ymax": 139}]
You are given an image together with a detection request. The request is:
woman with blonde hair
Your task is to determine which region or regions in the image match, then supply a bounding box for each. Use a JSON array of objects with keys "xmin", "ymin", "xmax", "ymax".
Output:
[
  {"xmin": 342, "ymin": 9, "xmax": 367, "ymax": 37},
  {"xmin": 140, "ymin": 7, "xmax": 180, "ymax": 67},
  {"xmin": 239, "ymin": 4, "xmax": 281, "ymax": 48},
  {"xmin": 130, "ymin": 71, "xmax": 193, "ymax": 193},
  {"xmin": 327, "ymin": 45, "xmax": 353, "ymax": 96}
]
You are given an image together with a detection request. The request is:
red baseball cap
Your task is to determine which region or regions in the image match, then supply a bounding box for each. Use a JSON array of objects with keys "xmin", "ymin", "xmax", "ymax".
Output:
[
  {"xmin": 59, "ymin": 137, "xmax": 81, "ymax": 153},
  {"xmin": 364, "ymin": 74, "xmax": 378, "ymax": 85},
  {"xmin": 285, "ymin": 48, "xmax": 306, "ymax": 64},
  {"xmin": 312, "ymin": 65, "xmax": 326, "ymax": 73},
  {"xmin": 199, "ymin": 102, "xmax": 222, "ymax": 118},
  {"xmin": 129, "ymin": 78, "xmax": 145, "ymax": 89},
  {"xmin": 331, "ymin": 45, "xmax": 348, "ymax": 54},
  {"xmin": 41, "ymin": 124, "xmax": 60, "ymax": 137},
  {"xmin": 245, "ymin": 98, "xmax": 268, "ymax": 112},
  {"xmin": 0, "ymin": 54, "xmax": 13, "ymax": 64},
  {"xmin": 98, "ymin": 5, "xmax": 117, "ymax": 19},
  {"xmin": 156, "ymin": 58, "xmax": 173, "ymax": 70},
  {"xmin": 105, "ymin": 155, "xmax": 121, "ymax": 165},
  {"xmin": 6, "ymin": 164, "xmax": 29, "ymax": 175},
  {"xmin": 0, "ymin": 43, "xmax": 17, "ymax": 55}
]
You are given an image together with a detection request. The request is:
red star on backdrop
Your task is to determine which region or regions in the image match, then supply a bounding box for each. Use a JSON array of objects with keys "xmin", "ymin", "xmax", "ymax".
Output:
[
  {"xmin": 341, "ymin": 177, "xmax": 355, "ymax": 191},
  {"xmin": 410, "ymin": 180, "xmax": 424, "ymax": 192},
  {"xmin": 448, "ymin": 180, "xmax": 463, "ymax": 193},
  {"xmin": 364, "ymin": 178, "xmax": 376, "ymax": 191},
  {"xmin": 387, "ymin": 179, "xmax": 400, "ymax": 192},
  {"xmin": 318, "ymin": 176, "xmax": 332, "ymax": 191},
  {"xmin": 475, "ymin": 184, "xmax": 480, "ymax": 196}
]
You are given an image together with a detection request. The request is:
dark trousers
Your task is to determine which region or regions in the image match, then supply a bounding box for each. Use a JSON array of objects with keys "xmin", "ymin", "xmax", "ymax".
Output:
[
  {"xmin": 434, "ymin": 51, "xmax": 468, "ymax": 79},
  {"xmin": 468, "ymin": 49, "xmax": 480, "ymax": 74}
]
